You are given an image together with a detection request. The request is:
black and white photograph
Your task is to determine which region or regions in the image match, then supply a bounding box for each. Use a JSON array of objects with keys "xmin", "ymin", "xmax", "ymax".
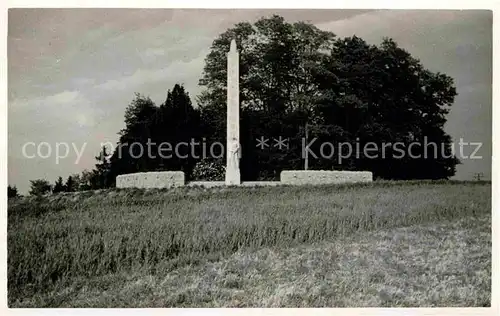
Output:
[{"xmin": 5, "ymin": 5, "xmax": 494, "ymax": 309}]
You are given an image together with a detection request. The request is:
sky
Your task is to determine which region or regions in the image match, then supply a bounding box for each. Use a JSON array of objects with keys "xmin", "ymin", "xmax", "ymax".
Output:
[{"xmin": 8, "ymin": 9, "xmax": 492, "ymax": 193}]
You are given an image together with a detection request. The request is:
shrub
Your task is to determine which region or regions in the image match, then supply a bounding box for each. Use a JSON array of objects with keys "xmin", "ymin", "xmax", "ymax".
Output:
[{"xmin": 191, "ymin": 159, "xmax": 225, "ymax": 181}]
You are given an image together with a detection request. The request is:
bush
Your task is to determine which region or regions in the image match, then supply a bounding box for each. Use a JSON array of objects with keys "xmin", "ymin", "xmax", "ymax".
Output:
[{"xmin": 191, "ymin": 159, "xmax": 225, "ymax": 181}]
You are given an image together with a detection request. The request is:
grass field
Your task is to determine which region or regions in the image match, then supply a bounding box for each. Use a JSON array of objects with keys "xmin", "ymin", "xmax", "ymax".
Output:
[{"xmin": 7, "ymin": 181, "xmax": 491, "ymax": 307}]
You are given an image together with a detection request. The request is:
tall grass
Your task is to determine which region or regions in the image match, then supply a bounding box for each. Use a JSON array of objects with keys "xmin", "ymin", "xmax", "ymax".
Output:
[{"xmin": 8, "ymin": 181, "xmax": 491, "ymax": 301}]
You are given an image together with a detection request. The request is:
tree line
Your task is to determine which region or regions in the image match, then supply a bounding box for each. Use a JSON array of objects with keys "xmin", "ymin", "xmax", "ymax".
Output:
[{"xmin": 10, "ymin": 15, "xmax": 460, "ymax": 197}]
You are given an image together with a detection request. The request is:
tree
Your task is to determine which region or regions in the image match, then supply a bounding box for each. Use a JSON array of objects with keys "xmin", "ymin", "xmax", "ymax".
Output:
[
  {"xmin": 108, "ymin": 85, "xmax": 201, "ymax": 182},
  {"xmin": 153, "ymin": 84, "xmax": 201, "ymax": 178},
  {"xmin": 107, "ymin": 93, "xmax": 159, "ymax": 181},
  {"xmin": 78, "ymin": 170, "xmax": 94, "ymax": 191},
  {"xmin": 8, "ymin": 185, "xmax": 19, "ymax": 198},
  {"xmin": 29, "ymin": 179, "xmax": 52, "ymax": 196},
  {"xmin": 53, "ymin": 176, "xmax": 65, "ymax": 193},
  {"xmin": 315, "ymin": 36, "xmax": 459, "ymax": 179},
  {"xmin": 64, "ymin": 175, "xmax": 75, "ymax": 192},
  {"xmin": 198, "ymin": 15, "xmax": 459, "ymax": 180},
  {"xmin": 198, "ymin": 15, "xmax": 337, "ymax": 180},
  {"xmin": 67, "ymin": 174, "xmax": 82, "ymax": 191},
  {"xmin": 93, "ymin": 146, "xmax": 112, "ymax": 189}
]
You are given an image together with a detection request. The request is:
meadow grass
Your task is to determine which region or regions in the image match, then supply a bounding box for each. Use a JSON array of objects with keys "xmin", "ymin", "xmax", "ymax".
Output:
[
  {"xmin": 15, "ymin": 214, "xmax": 490, "ymax": 307},
  {"xmin": 8, "ymin": 180, "xmax": 491, "ymax": 306}
]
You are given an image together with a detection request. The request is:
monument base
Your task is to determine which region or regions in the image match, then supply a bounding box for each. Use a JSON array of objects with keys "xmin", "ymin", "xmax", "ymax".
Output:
[
  {"xmin": 225, "ymin": 169, "xmax": 241, "ymax": 185},
  {"xmin": 188, "ymin": 181, "xmax": 281, "ymax": 188}
]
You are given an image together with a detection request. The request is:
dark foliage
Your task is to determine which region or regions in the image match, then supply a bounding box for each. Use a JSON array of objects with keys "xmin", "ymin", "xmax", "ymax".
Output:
[
  {"xmin": 197, "ymin": 15, "xmax": 459, "ymax": 180},
  {"xmin": 29, "ymin": 179, "xmax": 52, "ymax": 196},
  {"xmin": 53, "ymin": 177, "xmax": 65, "ymax": 193},
  {"xmin": 8, "ymin": 185, "xmax": 19, "ymax": 198}
]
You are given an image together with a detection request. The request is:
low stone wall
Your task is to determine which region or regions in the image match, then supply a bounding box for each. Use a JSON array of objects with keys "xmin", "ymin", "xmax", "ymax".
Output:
[
  {"xmin": 116, "ymin": 171, "xmax": 185, "ymax": 189},
  {"xmin": 116, "ymin": 170, "xmax": 372, "ymax": 189},
  {"xmin": 280, "ymin": 170, "xmax": 373, "ymax": 185}
]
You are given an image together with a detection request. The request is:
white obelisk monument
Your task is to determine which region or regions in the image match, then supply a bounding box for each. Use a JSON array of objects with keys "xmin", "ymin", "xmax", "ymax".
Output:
[{"xmin": 226, "ymin": 39, "xmax": 241, "ymax": 185}]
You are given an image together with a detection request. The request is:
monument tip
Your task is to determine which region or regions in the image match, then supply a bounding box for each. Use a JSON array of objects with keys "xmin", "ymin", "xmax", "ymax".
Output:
[{"xmin": 230, "ymin": 39, "xmax": 237, "ymax": 52}]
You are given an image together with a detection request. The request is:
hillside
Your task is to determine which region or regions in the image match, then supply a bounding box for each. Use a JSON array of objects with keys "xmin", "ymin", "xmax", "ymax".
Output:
[{"xmin": 8, "ymin": 181, "xmax": 491, "ymax": 307}]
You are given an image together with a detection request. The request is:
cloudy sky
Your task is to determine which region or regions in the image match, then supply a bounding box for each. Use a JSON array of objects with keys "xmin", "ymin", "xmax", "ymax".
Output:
[{"xmin": 8, "ymin": 9, "xmax": 492, "ymax": 193}]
